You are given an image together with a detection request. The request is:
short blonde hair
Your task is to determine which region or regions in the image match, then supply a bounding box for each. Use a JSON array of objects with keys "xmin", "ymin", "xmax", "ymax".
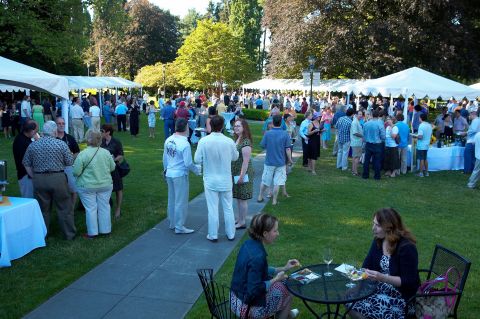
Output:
[{"xmin": 85, "ymin": 130, "xmax": 102, "ymax": 147}]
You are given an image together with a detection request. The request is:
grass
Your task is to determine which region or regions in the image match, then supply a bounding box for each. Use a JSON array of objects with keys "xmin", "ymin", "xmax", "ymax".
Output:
[
  {"xmin": 186, "ymin": 143, "xmax": 479, "ymax": 318},
  {"xmin": 1, "ymin": 117, "xmax": 478, "ymax": 318},
  {"xmin": 0, "ymin": 116, "xmax": 264, "ymax": 319}
]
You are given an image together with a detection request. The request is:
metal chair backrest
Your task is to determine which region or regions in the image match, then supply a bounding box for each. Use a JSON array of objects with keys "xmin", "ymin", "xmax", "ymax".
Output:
[
  {"xmin": 425, "ymin": 244, "xmax": 471, "ymax": 318},
  {"xmin": 197, "ymin": 268, "xmax": 236, "ymax": 319}
]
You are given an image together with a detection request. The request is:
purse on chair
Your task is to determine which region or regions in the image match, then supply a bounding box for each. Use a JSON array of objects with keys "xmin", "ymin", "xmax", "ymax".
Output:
[{"xmin": 415, "ymin": 267, "xmax": 461, "ymax": 319}]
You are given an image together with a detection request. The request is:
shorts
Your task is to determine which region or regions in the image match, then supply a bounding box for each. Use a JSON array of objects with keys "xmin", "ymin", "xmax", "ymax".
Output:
[
  {"xmin": 64, "ymin": 166, "xmax": 77, "ymax": 193},
  {"xmin": 261, "ymin": 165, "xmax": 287, "ymax": 186},
  {"xmin": 351, "ymin": 146, "xmax": 362, "ymax": 158},
  {"xmin": 417, "ymin": 149, "xmax": 428, "ymax": 160}
]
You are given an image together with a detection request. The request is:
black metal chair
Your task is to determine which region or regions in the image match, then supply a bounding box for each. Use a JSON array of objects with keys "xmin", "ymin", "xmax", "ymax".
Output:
[
  {"xmin": 407, "ymin": 244, "xmax": 471, "ymax": 319},
  {"xmin": 197, "ymin": 268, "xmax": 245, "ymax": 319}
]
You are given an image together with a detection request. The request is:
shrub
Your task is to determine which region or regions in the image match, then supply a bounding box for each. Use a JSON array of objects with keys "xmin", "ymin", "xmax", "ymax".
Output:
[{"xmin": 242, "ymin": 108, "xmax": 270, "ymax": 121}]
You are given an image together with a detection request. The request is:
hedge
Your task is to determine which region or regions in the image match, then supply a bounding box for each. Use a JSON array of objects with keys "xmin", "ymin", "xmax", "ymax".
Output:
[{"xmin": 242, "ymin": 108, "xmax": 305, "ymax": 125}]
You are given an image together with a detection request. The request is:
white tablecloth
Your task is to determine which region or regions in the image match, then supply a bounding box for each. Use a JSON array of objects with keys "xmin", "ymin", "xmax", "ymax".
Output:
[
  {"xmin": 221, "ymin": 112, "xmax": 236, "ymax": 131},
  {"xmin": 407, "ymin": 145, "xmax": 465, "ymax": 171},
  {"xmin": 0, "ymin": 197, "xmax": 47, "ymax": 267}
]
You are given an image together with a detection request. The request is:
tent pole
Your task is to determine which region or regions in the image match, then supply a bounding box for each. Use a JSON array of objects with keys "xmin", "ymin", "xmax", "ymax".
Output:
[
  {"xmin": 62, "ymin": 98, "xmax": 69, "ymax": 134},
  {"xmin": 99, "ymin": 89, "xmax": 103, "ymax": 116}
]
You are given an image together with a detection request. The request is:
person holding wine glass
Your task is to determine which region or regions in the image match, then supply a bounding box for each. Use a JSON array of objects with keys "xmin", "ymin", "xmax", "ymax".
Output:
[
  {"xmin": 230, "ymin": 213, "xmax": 300, "ymax": 319},
  {"xmin": 349, "ymin": 208, "xmax": 420, "ymax": 319}
]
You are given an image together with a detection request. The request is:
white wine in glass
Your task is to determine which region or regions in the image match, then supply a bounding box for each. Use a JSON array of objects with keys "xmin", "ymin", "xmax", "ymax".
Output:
[{"xmin": 323, "ymin": 248, "xmax": 333, "ymax": 277}]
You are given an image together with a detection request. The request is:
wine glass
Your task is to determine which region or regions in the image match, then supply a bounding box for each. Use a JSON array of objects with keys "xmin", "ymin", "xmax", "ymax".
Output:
[
  {"xmin": 323, "ymin": 248, "xmax": 333, "ymax": 277},
  {"xmin": 345, "ymin": 259, "xmax": 357, "ymax": 288}
]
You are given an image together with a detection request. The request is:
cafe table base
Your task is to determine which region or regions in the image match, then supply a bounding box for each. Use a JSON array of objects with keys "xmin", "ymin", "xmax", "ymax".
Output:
[{"xmin": 286, "ymin": 264, "xmax": 378, "ymax": 319}]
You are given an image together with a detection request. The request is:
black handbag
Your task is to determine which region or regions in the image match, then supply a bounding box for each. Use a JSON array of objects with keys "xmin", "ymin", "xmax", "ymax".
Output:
[{"xmin": 117, "ymin": 160, "xmax": 130, "ymax": 178}]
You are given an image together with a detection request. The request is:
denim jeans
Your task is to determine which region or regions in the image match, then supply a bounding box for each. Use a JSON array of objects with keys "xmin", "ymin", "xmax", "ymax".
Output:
[{"xmin": 362, "ymin": 143, "xmax": 382, "ymax": 179}]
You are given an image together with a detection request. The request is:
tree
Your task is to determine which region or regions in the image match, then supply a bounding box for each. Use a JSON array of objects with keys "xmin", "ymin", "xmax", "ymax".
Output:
[
  {"xmin": 228, "ymin": 0, "xmax": 263, "ymax": 70},
  {"xmin": 180, "ymin": 8, "xmax": 203, "ymax": 40},
  {"xmin": 87, "ymin": 0, "xmax": 129, "ymax": 76},
  {"xmin": 263, "ymin": 0, "xmax": 480, "ymax": 82},
  {"xmin": 175, "ymin": 19, "xmax": 256, "ymax": 92},
  {"xmin": 0, "ymin": 0, "xmax": 90, "ymax": 74},
  {"xmin": 135, "ymin": 62, "xmax": 181, "ymax": 94},
  {"xmin": 122, "ymin": 0, "xmax": 181, "ymax": 79}
]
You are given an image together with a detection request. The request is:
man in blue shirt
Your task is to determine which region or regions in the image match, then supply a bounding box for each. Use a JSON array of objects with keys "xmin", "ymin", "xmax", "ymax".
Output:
[
  {"xmin": 395, "ymin": 113, "xmax": 410, "ymax": 175},
  {"xmin": 255, "ymin": 95, "xmax": 263, "ymax": 110},
  {"xmin": 299, "ymin": 110, "xmax": 313, "ymax": 167},
  {"xmin": 336, "ymin": 108, "xmax": 354, "ymax": 170},
  {"xmin": 332, "ymin": 104, "xmax": 346, "ymax": 156},
  {"xmin": 362, "ymin": 110, "xmax": 386, "ymax": 180},
  {"xmin": 114, "ymin": 99, "xmax": 128, "ymax": 132},
  {"xmin": 161, "ymin": 100, "xmax": 175, "ymax": 139},
  {"xmin": 416, "ymin": 113, "xmax": 433, "ymax": 177},
  {"xmin": 258, "ymin": 115, "xmax": 293, "ymax": 205}
]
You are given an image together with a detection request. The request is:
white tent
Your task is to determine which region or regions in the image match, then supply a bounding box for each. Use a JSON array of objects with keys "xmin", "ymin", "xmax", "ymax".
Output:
[
  {"xmin": 63, "ymin": 76, "xmax": 142, "ymax": 90},
  {"xmin": 0, "ymin": 56, "xmax": 69, "ymax": 98},
  {"xmin": 469, "ymin": 82, "xmax": 480, "ymax": 91},
  {"xmin": 242, "ymin": 78, "xmax": 363, "ymax": 92},
  {"xmin": 352, "ymin": 67, "xmax": 480, "ymax": 100}
]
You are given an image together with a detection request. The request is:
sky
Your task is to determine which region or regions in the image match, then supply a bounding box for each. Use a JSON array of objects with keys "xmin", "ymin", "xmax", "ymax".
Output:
[{"xmin": 149, "ymin": 0, "xmax": 210, "ymax": 18}]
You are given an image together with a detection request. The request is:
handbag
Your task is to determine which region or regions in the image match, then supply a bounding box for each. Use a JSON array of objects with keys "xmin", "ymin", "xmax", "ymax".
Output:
[
  {"xmin": 415, "ymin": 267, "xmax": 461, "ymax": 319},
  {"xmin": 117, "ymin": 160, "xmax": 130, "ymax": 178}
]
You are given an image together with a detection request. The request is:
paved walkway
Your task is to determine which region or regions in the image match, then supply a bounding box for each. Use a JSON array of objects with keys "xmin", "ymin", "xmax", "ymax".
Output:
[{"xmin": 26, "ymin": 147, "xmax": 302, "ymax": 319}]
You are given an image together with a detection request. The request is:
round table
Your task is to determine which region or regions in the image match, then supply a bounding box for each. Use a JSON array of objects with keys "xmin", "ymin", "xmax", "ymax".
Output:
[{"xmin": 286, "ymin": 264, "xmax": 378, "ymax": 318}]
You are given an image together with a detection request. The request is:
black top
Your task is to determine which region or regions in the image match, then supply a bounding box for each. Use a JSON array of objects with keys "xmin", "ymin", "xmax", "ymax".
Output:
[
  {"xmin": 362, "ymin": 237, "xmax": 420, "ymax": 301},
  {"xmin": 101, "ymin": 137, "xmax": 124, "ymax": 159},
  {"xmin": 12, "ymin": 133, "xmax": 33, "ymax": 179},
  {"xmin": 286, "ymin": 264, "xmax": 377, "ymax": 304},
  {"xmin": 57, "ymin": 133, "xmax": 80, "ymax": 154}
]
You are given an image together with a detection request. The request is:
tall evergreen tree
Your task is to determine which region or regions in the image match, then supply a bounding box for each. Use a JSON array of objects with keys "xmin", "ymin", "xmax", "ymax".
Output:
[{"xmin": 229, "ymin": 0, "xmax": 263, "ymax": 70}]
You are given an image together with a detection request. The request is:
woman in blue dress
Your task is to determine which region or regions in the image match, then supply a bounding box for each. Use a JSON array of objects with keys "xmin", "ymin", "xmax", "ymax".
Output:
[{"xmin": 350, "ymin": 208, "xmax": 420, "ymax": 319}]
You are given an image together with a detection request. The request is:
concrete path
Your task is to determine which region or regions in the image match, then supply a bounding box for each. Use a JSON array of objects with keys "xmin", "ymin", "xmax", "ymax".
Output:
[{"xmin": 26, "ymin": 147, "xmax": 302, "ymax": 319}]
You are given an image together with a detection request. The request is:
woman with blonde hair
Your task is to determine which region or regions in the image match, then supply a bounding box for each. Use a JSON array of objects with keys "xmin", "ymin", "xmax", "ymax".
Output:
[{"xmin": 74, "ymin": 130, "xmax": 116, "ymax": 239}]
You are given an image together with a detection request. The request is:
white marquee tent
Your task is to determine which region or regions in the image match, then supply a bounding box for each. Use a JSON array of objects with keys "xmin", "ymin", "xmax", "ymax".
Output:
[
  {"xmin": 469, "ymin": 82, "xmax": 480, "ymax": 91},
  {"xmin": 352, "ymin": 67, "xmax": 480, "ymax": 100},
  {"xmin": 242, "ymin": 78, "xmax": 364, "ymax": 93},
  {"xmin": 0, "ymin": 56, "xmax": 69, "ymax": 98},
  {"xmin": 63, "ymin": 76, "xmax": 142, "ymax": 90}
]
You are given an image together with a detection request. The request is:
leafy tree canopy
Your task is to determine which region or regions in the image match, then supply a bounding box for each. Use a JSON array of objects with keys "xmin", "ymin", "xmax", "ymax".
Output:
[
  {"xmin": 175, "ymin": 19, "xmax": 256, "ymax": 91},
  {"xmin": 264, "ymin": 0, "xmax": 480, "ymax": 82}
]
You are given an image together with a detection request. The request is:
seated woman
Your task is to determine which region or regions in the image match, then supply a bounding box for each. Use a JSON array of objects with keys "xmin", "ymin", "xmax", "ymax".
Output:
[
  {"xmin": 350, "ymin": 208, "xmax": 420, "ymax": 319},
  {"xmin": 230, "ymin": 213, "xmax": 300, "ymax": 319}
]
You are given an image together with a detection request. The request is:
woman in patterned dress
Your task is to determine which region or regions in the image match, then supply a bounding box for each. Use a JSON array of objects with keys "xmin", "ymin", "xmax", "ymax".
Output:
[
  {"xmin": 146, "ymin": 101, "xmax": 156, "ymax": 138},
  {"xmin": 321, "ymin": 106, "xmax": 333, "ymax": 149},
  {"xmin": 231, "ymin": 118, "xmax": 254, "ymax": 229},
  {"xmin": 350, "ymin": 208, "xmax": 420, "ymax": 319},
  {"xmin": 230, "ymin": 213, "xmax": 300, "ymax": 319}
]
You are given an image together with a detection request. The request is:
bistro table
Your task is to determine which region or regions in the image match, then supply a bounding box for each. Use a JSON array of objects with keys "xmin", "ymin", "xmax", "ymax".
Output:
[
  {"xmin": 221, "ymin": 112, "xmax": 236, "ymax": 131},
  {"xmin": 0, "ymin": 197, "xmax": 47, "ymax": 267},
  {"xmin": 286, "ymin": 264, "xmax": 378, "ymax": 318}
]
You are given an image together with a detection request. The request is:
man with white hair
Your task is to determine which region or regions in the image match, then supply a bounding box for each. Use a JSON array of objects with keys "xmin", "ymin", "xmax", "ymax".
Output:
[{"xmin": 23, "ymin": 121, "xmax": 76, "ymax": 240}]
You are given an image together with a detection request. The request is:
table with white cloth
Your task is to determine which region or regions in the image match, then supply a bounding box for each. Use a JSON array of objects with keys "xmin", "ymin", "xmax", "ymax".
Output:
[
  {"xmin": 0, "ymin": 197, "xmax": 47, "ymax": 267},
  {"xmin": 407, "ymin": 145, "xmax": 465, "ymax": 171},
  {"xmin": 221, "ymin": 112, "xmax": 236, "ymax": 131}
]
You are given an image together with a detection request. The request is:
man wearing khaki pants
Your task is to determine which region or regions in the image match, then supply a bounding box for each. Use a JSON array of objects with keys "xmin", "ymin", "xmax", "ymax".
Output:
[
  {"xmin": 89, "ymin": 103, "xmax": 101, "ymax": 131},
  {"xmin": 71, "ymin": 97, "xmax": 85, "ymax": 143}
]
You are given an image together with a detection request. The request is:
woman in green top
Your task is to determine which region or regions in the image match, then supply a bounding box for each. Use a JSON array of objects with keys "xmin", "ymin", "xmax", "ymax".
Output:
[
  {"xmin": 73, "ymin": 130, "xmax": 116, "ymax": 239},
  {"xmin": 232, "ymin": 118, "xmax": 254, "ymax": 229},
  {"xmin": 31, "ymin": 99, "xmax": 44, "ymax": 133}
]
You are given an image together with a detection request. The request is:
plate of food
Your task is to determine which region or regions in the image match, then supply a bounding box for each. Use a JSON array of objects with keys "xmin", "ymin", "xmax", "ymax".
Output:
[
  {"xmin": 347, "ymin": 268, "xmax": 368, "ymax": 281},
  {"xmin": 290, "ymin": 268, "xmax": 321, "ymax": 284}
]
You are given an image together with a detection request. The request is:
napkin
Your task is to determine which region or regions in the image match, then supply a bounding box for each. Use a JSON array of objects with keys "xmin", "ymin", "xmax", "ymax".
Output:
[{"xmin": 334, "ymin": 263, "xmax": 352, "ymax": 274}]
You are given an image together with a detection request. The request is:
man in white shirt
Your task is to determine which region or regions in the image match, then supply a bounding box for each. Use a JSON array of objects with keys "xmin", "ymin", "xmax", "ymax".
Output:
[
  {"xmin": 194, "ymin": 115, "xmax": 239, "ymax": 242},
  {"xmin": 71, "ymin": 97, "xmax": 85, "ymax": 143},
  {"xmin": 464, "ymin": 111, "xmax": 480, "ymax": 174},
  {"xmin": 163, "ymin": 119, "xmax": 200, "ymax": 234},
  {"xmin": 89, "ymin": 104, "xmax": 101, "ymax": 132},
  {"xmin": 20, "ymin": 95, "xmax": 31, "ymax": 125}
]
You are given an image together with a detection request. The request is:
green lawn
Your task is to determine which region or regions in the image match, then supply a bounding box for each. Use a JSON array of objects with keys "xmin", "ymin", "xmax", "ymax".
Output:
[
  {"xmin": 187, "ymin": 144, "xmax": 479, "ymax": 318},
  {"xmin": 0, "ymin": 117, "xmax": 263, "ymax": 319},
  {"xmin": 0, "ymin": 117, "xmax": 477, "ymax": 318}
]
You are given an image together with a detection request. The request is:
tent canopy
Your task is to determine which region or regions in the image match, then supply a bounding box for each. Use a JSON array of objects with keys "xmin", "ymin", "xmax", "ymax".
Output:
[
  {"xmin": 353, "ymin": 67, "xmax": 480, "ymax": 100},
  {"xmin": 242, "ymin": 78, "xmax": 363, "ymax": 92},
  {"xmin": 63, "ymin": 76, "xmax": 142, "ymax": 90},
  {"xmin": 0, "ymin": 56, "xmax": 69, "ymax": 98},
  {"xmin": 469, "ymin": 82, "xmax": 480, "ymax": 91}
]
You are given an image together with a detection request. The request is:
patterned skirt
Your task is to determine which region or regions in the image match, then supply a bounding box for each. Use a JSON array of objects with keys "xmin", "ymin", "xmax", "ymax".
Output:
[
  {"xmin": 350, "ymin": 282, "xmax": 407, "ymax": 319},
  {"xmin": 148, "ymin": 113, "xmax": 156, "ymax": 128},
  {"xmin": 230, "ymin": 281, "xmax": 290, "ymax": 319}
]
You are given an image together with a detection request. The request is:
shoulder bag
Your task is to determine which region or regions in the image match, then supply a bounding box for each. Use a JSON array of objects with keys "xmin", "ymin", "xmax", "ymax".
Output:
[
  {"xmin": 117, "ymin": 159, "xmax": 130, "ymax": 178},
  {"xmin": 415, "ymin": 267, "xmax": 461, "ymax": 319},
  {"xmin": 77, "ymin": 147, "xmax": 100, "ymax": 178}
]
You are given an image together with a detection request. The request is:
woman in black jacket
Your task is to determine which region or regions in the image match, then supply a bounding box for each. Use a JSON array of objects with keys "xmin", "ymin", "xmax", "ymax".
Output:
[{"xmin": 350, "ymin": 208, "xmax": 420, "ymax": 319}]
